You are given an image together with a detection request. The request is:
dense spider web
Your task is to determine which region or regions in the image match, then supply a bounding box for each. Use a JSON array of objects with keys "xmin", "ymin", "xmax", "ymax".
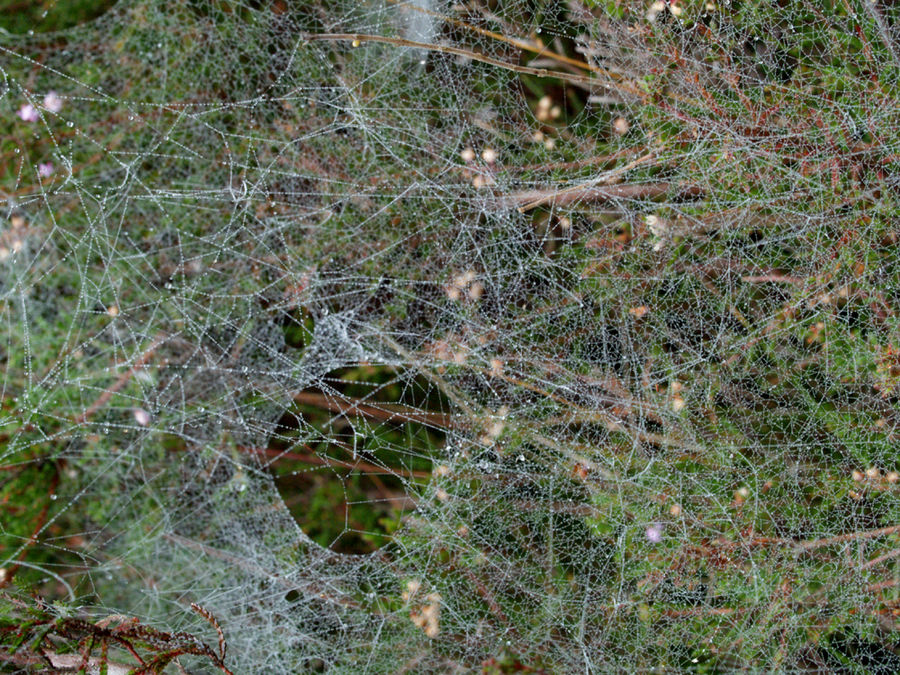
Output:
[{"xmin": 1, "ymin": 0, "xmax": 900, "ymax": 672}]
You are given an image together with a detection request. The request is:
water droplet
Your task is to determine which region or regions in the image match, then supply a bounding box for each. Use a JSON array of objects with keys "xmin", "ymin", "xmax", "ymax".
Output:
[{"xmin": 66, "ymin": 121, "xmax": 74, "ymax": 127}]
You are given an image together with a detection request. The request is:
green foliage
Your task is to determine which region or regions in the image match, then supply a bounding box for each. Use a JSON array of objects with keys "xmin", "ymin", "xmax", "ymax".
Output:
[
  {"xmin": 1, "ymin": 0, "xmax": 899, "ymax": 672},
  {"xmin": 0, "ymin": 0, "xmax": 118, "ymax": 35}
]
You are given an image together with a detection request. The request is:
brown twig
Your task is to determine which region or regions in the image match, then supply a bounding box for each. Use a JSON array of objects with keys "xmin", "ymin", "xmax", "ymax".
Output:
[
  {"xmin": 869, "ymin": 578, "xmax": 899, "ymax": 592},
  {"xmin": 75, "ymin": 333, "xmax": 166, "ymax": 425},
  {"xmin": 504, "ymin": 182, "xmax": 703, "ymax": 211},
  {"xmin": 293, "ymin": 390, "xmax": 455, "ymax": 431},
  {"xmin": 460, "ymin": 568, "xmax": 511, "ymax": 629},
  {"xmin": 303, "ymin": 32, "xmax": 640, "ymax": 98},
  {"xmin": 797, "ymin": 524, "xmax": 900, "ymax": 552},
  {"xmin": 191, "ymin": 603, "xmax": 227, "ymax": 664},
  {"xmin": 516, "ymin": 151, "xmax": 659, "ymax": 212},
  {"xmin": 740, "ymin": 274, "xmax": 806, "ymax": 284},
  {"xmin": 859, "ymin": 546, "xmax": 900, "ymax": 571},
  {"xmin": 383, "ymin": 0, "xmax": 599, "ymax": 75},
  {"xmin": 0, "ymin": 467, "xmax": 59, "ymax": 590},
  {"xmin": 659, "ymin": 607, "xmax": 737, "ymax": 618},
  {"xmin": 238, "ymin": 444, "xmax": 432, "ymax": 480}
]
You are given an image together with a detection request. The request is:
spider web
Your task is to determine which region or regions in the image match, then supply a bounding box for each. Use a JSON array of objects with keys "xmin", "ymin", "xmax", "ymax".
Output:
[{"xmin": 2, "ymin": 0, "xmax": 900, "ymax": 672}]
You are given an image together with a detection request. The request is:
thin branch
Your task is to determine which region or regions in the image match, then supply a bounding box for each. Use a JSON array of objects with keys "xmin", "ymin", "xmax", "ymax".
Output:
[
  {"xmin": 504, "ymin": 182, "xmax": 703, "ymax": 211},
  {"xmin": 384, "ymin": 0, "xmax": 600, "ymax": 75},
  {"xmin": 864, "ymin": 0, "xmax": 900, "ymax": 66},
  {"xmin": 859, "ymin": 547, "xmax": 900, "ymax": 571},
  {"xmin": 191, "ymin": 603, "xmax": 227, "ymax": 664},
  {"xmin": 0, "ymin": 468, "xmax": 59, "ymax": 590},
  {"xmin": 75, "ymin": 333, "xmax": 166, "ymax": 425},
  {"xmin": 378, "ymin": 333, "xmax": 480, "ymax": 420},
  {"xmin": 517, "ymin": 151, "xmax": 658, "ymax": 212},
  {"xmin": 741, "ymin": 274, "xmax": 806, "ymax": 284},
  {"xmin": 797, "ymin": 524, "xmax": 900, "ymax": 552},
  {"xmin": 238, "ymin": 444, "xmax": 432, "ymax": 479},
  {"xmin": 292, "ymin": 390, "xmax": 456, "ymax": 431},
  {"xmin": 869, "ymin": 578, "xmax": 899, "ymax": 592},
  {"xmin": 303, "ymin": 33, "xmax": 642, "ymax": 99}
]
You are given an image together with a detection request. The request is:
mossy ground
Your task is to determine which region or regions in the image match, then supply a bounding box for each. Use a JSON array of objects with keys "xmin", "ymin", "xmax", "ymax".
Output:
[{"xmin": 1, "ymin": 1, "xmax": 899, "ymax": 672}]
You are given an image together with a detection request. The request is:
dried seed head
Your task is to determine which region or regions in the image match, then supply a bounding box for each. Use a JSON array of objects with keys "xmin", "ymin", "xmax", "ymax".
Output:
[
  {"xmin": 472, "ymin": 174, "xmax": 494, "ymax": 188},
  {"xmin": 629, "ymin": 305, "xmax": 650, "ymax": 318},
  {"xmin": 43, "ymin": 91, "xmax": 63, "ymax": 113},
  {"xmin": 645, "ymin": 214, "xmax": 667, "ymax": 237},
  {"xmin": 489, "ymin": 358, "xmax": 503, "ymax": 377}
]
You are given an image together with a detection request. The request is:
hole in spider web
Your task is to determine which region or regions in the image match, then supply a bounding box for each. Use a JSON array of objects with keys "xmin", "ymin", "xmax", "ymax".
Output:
[{"xmin": 268, "ymin": 364, "xmax": 448, "ymax": 554}]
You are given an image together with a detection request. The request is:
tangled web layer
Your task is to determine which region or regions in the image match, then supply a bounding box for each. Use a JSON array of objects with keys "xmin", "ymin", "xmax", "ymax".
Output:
[{"xmin": 2, "ymin": 0, "xmax": 900, "ymax": 671}]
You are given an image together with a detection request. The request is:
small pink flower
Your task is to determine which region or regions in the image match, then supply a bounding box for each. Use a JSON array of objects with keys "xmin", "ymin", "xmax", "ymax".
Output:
[
  {"xmin": 133, "ymin": 408, "xmax": 151, "ymax": 426},
  {"xmin": 645, "ymin": 523, "xmax": 663, "ymax": 543},
  {"xmin": 38, "ymin": 162, "xmax": 54, "ymax": 178},
  {"xmin": 17, "ymin": 103, "xmax": 39, "ymax": 122},
  {"xmin": 43, "ymin": 91, "xmax": 63, "ymax": 113}
]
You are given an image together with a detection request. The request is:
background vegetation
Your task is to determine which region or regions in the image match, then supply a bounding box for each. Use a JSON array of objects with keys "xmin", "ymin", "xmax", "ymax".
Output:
[{"xmin": 1, "ymin": 0, "xmax": 899, "ymax": 672}]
